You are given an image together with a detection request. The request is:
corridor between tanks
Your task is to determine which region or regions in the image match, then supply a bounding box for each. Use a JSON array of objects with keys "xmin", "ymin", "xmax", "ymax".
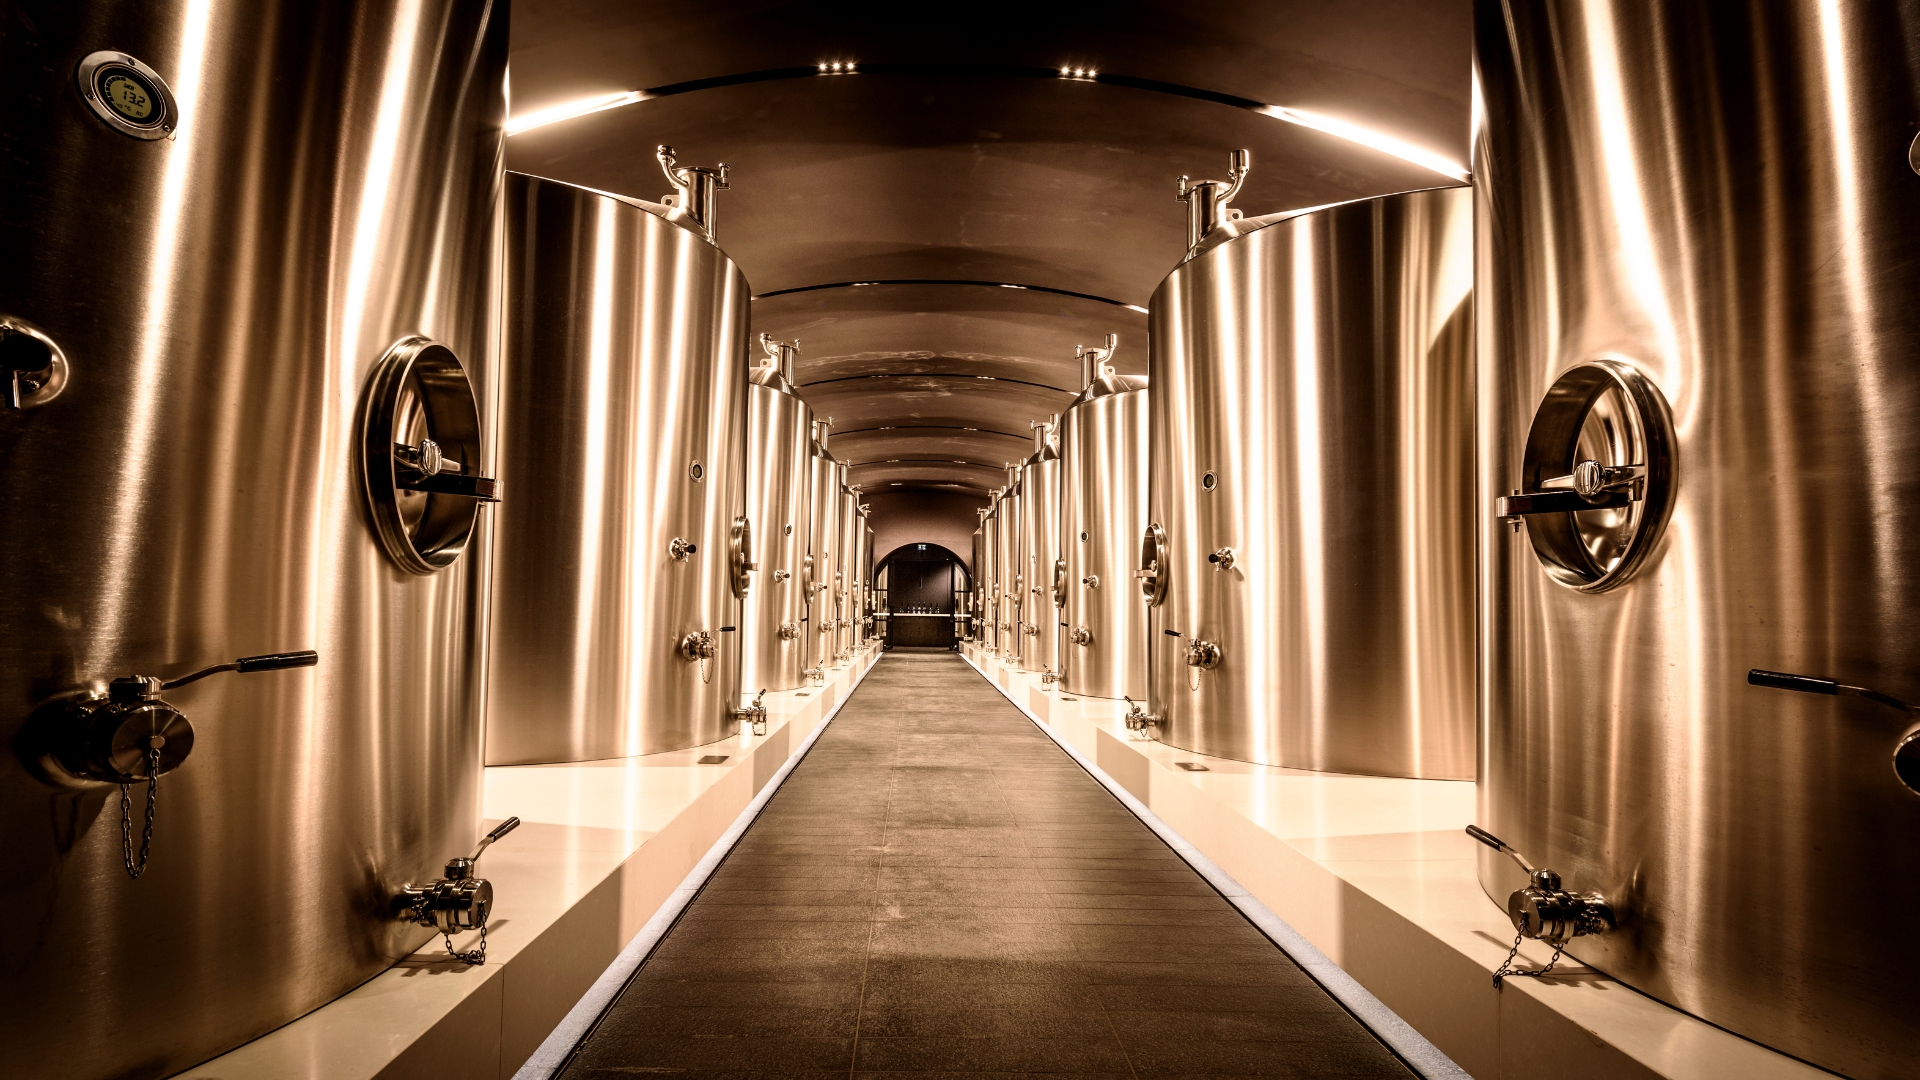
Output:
[{"xmin": 558, "ymin": 652, "xmax": 1416, "ymax": 1079}]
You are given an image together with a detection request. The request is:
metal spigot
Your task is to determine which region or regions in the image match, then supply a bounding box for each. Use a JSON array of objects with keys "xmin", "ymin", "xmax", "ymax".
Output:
[
  {"xmin": 1185, "ymin": 639, "xmax": 1222, "ymax": 669},
  {"xmin": 1123, "ymin": 696, "xmax": 1160, "ymax": 736},
  {"xmin": 1176, "ymin": 148, "xmax": 1251, "ymax": 251},
  {"xmin": 778, "ymin": 621, "xmax": 798, "ymax": 640},
  {"xmin": 736, "ymin": 689, "xmax": 768, "ymax": 736},
  {"xmin": 1040, "ymin": 670, "xmax": 1062, "ymax": 686},
  {"xmin": 1207, "ymin": 547, "xmax": 1236, "ymax": 572},
  {"xmin": 1465, "ymin": 824, "xmax": 1614, "ymax": 986},
  {"xmin": 803, "ymin": 665, "xmax": 824, "ymax": 686},
  {"xmin": 669, "ymin": 536, "xmax": 697, "ymax": 561},
  {"xmin": 399, "ymin": 816, "xmax": 520, "ymax": 966},
  {"xmin": 29, "ymin": 649, "xmax": 320, "ymax": 879}
]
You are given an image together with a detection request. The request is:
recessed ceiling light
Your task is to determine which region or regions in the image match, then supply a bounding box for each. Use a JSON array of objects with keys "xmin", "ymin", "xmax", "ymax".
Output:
[{"xmin": 505, "ymin": 91, "xmax": 644, "ymax": 136}]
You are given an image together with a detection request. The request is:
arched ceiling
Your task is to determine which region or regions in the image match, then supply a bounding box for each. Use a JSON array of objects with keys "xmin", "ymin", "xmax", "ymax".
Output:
[{"xmin": 507, "ymin": 2, "xmax": 1472, "ymax": 504}]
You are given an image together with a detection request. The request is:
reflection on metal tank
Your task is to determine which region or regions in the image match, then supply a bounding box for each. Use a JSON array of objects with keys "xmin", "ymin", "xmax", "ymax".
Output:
[
  {"xmin": 996, "ymin": 468, "xmax": 1024, "ymax": 664},
  {"xmin": 802, "ymin": 421, "xmax": 838, "ymax": 680},
  {"xmin": 970, "ymin": 522, "xmax": 987, "ymax": 641},
  {"xmin": 1145, "ymin": 179, "xmax": 1474, "ymax": 779},
  {"xmin": 981, "ymin": 500, "xmax": 1001, "ymax": 651},
  {"xmin": 487, "ymin": 168, "xmax": 748, "ymax": 764},
  {"xmin": 1060, "ymin": 337, "xmax": 1148, "ymax": 700},
  {"xmin": 0, "ymin": 4, "xmax": 507, "ymax": 1077},
  {"xmin": 859, "ymin": 517, "xmax": 875, "ymax": 644},
  {"xmin": 742, "ymin": 336, "xmax": 812, "ymax": 694},
  {"xmin": 1476, "ymin": 3, "xmax": 1920, "ymax": 1074},
  {"xmin": 832, "ymin": 472, "xmax": 858, "ymax": 661},
  {"xmin": 1017, "ymin": 416, "xmax": 1063, "ymax": 678}
]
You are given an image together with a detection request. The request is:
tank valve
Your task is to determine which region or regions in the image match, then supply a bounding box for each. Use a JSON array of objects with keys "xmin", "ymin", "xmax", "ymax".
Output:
[
  {"xmin": 803, "ymin": 665, "xmax": 825, "ymax": 686},
  {"xmin": 773, "ymin": 569, "xmax": 791, "ymax": 583},
  {"xmin": 1041, "ymin": 670, "xmax": 1062, "ymax": 686},
  {"xmin": 1081, "ymin": 575, "xmax": 1099, "ymax": 588},
  {"xmin": 669, "ymin": 537, "xmax": 697, "ymax": 561},
  {"xmin": 1123, "ymin": 697, "xmax": 1160, "ymax": 737},
  {"xmin": 1175, "ymin": 148, "xmax": 1251, "ymax": 253},
  {"xmin": 1069, "ymin": 626, "xmax": 1092, "ymax": 646},
  {"xmin": 778, "ymin": 621, "xmax": 799, "ymax": 641},
  {"xmin": 1207, "ymin": 548, "xmax": 1236, "ymax": 572},
  {"xmin": 29, "ymin": 650, "xmax": 319, "ymax": 879},
  {"xmin": 736, "ymin": 689, "xmax": 768, "ymax": 736},
  {"xmin": 1465, "ymin": 824, "xmax": 1613, "ymax": 986},
  {"xmin": 398, "ymin": 816, "xmax": 520, "ymax": 966},
  {"xmin": 679, "ymin": 630, "xmax": 717, "ymax": 684}
]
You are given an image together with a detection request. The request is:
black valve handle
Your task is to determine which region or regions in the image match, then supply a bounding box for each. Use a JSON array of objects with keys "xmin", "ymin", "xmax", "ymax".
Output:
[
  {"xmin": 399, "ymin": 472, "xmax": 500, "ymax": 501},
  {"xmin": 1465, "ymin": 824, "xmax": 1507, "ymax": 850},
  {"xmin": 163, "ymin": 650, "xmax": 320, "ymax": 689},
  {"xmin": 1747, "ymin": 669, "xmax": 1837, "ymax": 695},
  {"xmin": 1748, "ymin": 668, "xmax": 1917, "ymax": 714},
  {"xmin": 485, "ymin": 816, "xmax": 521, "ymax": 844}
]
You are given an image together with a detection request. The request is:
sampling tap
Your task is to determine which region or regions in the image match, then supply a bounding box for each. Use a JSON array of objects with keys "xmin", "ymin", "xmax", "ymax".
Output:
[
  {"xmin": 736, "ymin": 688, "xmax": 768, "ymax": 736},
  {"xmin": 1465, "ymin": 824, "xmax": 1614, "ymax": 986},
  {"xmin": 399, "ymin": 816, "xmax": 521, "ymax": 966}
]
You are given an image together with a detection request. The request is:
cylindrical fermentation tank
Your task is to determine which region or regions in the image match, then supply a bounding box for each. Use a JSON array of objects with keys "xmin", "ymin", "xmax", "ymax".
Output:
[
  {"xmin": 996, "ymin": 468, "xmax": 1024, "ymax": 664},
  {"xmin": 832, "ymin": 475, "xmax": 858, "ymax": 661},
  {"xmin": 1060, "ymin": 339, "xmax": 1148, "ymax": 700},
  {"xmin": 1016, "ymin": 417, "xmax": 1063, "ymax": 677},
  {"xmin": 801, "ymin": 421, "xmax": 838, "ymax": 679},
  {"xmin": 980, "ymin": 500, "xmax": 1001, "ymax": 652},
  {"xmin": 486, "ymin": 167, "xmax": 749, "ymax": 763},
  {"xmin": 1144, "ymin": 182, "xmax": 1474, "ymax": 779},
  {"xmin": 0, "ymin": 5, "xmax": 506, "ymax": 1077},
  {"xmin": 860, "ymin": 516, "xmax": 875, "ymax": 645},
  {"xmin": 970, "ymin": 520, "xmax": 987, "ymax": 642},
  {"xmin": 741, "ymin": 336, "xmax": 813, "ymax": 694},
  {"xmin": 1476, "ymin": 3, "xmax": 1920, "ymax": 1075}
]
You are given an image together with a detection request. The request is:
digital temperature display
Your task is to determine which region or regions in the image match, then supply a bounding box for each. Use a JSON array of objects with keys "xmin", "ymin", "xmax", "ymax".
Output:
[{"xmin": 98, "ymin": 69, "xmax": 159, "ymax": 125}]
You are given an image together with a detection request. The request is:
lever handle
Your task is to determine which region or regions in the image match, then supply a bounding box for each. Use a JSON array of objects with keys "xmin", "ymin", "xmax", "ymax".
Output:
[
  {"xmin": 163, "ymin": 649, "xmax": 320, "ymax": 689},
  {"xmin": 1747, "ymin": 669, "xmax": 1837, "ymax": 696},
  {"xmin": 1464, "ymin": 824, "xmax": 1537, "ymax": 874},
  {"xmin": 466, "ymin": 815, "xmax": 520, "ymax": 862},
  {"xmin": 398, "ymin": 470, "xmax": 499, "ymax": 501}
]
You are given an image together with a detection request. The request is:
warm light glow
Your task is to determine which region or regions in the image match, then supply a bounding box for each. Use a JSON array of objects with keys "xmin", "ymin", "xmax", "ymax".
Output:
[
  {"xmin": 1258, "ymin": 105, "xmax": 1469, "ymax": 182},
  {"xmin": 505, "ymin": 91, "xmax": 644, "ymax": 136}
]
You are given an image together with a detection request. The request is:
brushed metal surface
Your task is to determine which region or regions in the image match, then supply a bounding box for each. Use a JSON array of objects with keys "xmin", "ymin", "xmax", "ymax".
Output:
[
  {"xmin": 970, "ymin": 526, "xmax": 987, "ymax": 641},
  {"xmin": 1061, "ymin": 377, "xmax": 1150, "ymax": 700},
  {"xmin": 996, "ymin": 476, "xmax": 1024, "ymax": 664},
  {"xmin": 804, "ymin": 425, "xmax": 840, "ymax": 674},
  {"xmin": 741, "ymin": 352, "xmax": 813, "ymax": 694},
  {"xmin": 1147, "ymin": 187, "xmax": 1474, "ymax": 778},
  {"xmin": 981, "ymin": 504, "xmax": 1001, "ymax": 652},
  {"xmin": 1016, "ymin": 429, "xmax": 1062, "ymax": 676},
  {"xmin": 0, "ymin": 3, "xmax": 506, "ymax": 1077},
  {"xmin": 486, "ymin": 172, "xmax": 747, "ymax": 764},
  {"xmin": 832, "ymin": 470, "xmax": 857, "ymax": 661},
  {"xmin": 1476, "ymin": 2, "xmax": 1920, "ymax": 1074}
]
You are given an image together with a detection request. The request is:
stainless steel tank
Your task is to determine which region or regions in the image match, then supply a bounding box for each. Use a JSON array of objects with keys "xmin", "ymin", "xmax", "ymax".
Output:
[
  {"xmin": 996, "ymin": 468, "xmax": 1024, "ymax": 665},
  {"xmin": 1017, "ymin": 417, "xmax": 1063, "ymax": 678},
  {"xmin": 981, "ymin": 499, "xmax": 1001, "ymax": 652},
  {"xmin": 1060, "ymin": 338, "xmax": 1149, "ymax": 700},
  {"xmin": 741, "ymin": 336, "xmax": 812, "ymax": 695},
  {"xmin": 970, "ymin": 519, "xmax": 987, "ymax": 642},
  {"xmin": 486, "ymin": 166, "xmax": 749, "ymax": 764},
  {"xmin": 859, "ymin": 516, "xmax": 875, "ymax": 646},
  {"xmin": 1476, "ymin": 3, "xmax": 1920, "ymax": 1074},
  {"xmin": 802, "ymin": 421, "xmax": 838, "ymax": 679},
  {"xmin": 0, "ymin": 4, "xmax": 507, "ymax": 1077},
  {"xmin": 1143, "ymin": 178, "xmax": 1474, "ymax": 779},
  {"xmin": 832, "ymin": 474, "xmax": 858, "ymax": 661}
]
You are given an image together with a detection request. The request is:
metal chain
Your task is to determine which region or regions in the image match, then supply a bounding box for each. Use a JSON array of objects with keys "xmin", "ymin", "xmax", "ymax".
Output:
[
  {"xmin": 119, "ymin": 745, "xmax": 161, "ymax": 879},
  {"xmin": 699, "ymin": 650, "xmax": 712, "ymax": 685},
  {"xmin": 443, "ymin": 923, "xmax": 487, "ymax": 966},
  {"xmin": 1491, "ymin": 927, "xmax": 1567, "ymax": 988}
]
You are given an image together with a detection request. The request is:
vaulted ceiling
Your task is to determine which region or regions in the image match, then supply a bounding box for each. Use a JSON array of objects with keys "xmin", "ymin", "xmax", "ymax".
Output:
[{"xmin": 507, "ymin": 1, "xmax": 1472, "ymax": 537}]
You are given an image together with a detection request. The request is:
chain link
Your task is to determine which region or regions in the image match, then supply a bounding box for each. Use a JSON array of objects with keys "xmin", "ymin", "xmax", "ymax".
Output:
[
  {"xmin": 119, "ymin": 745, "xmax": 161, "ymax": 879},
  {"xmin": 1491, "ymin": 927, "xmax": 1567, "ymax": 988},
  {"xmin": 442, "ymin": 923, "xmax": 487, "ymax": 965}
]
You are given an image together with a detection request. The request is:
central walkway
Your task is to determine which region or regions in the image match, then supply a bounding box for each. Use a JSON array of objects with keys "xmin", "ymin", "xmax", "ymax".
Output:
[{"xmin": 560, "ymin": 652, "xmax": 1416, "ymax": 1079}]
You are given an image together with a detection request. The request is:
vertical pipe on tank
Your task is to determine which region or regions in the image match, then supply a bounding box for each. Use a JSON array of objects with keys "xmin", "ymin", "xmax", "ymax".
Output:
[
  {"xmin": 1018, "ymin": 414, "xmax": 1063, "ymax": 679},
  {"xmin": 997, "ymin": 465, "xmax": 1023, "ymax": 666},
  {"xmin": 804, "ymin": 419, "xmax": 838, "ymax": 680}
]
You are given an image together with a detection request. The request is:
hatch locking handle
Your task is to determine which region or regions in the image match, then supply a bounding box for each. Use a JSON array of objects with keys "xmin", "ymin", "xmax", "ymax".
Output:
[
  {"xmin": 398, "ymin": 816, "xmax": 521, "ymax": 965},
  {"xmin": 1465, "ymin": 824, "xmax": 1614, "ymax": 987},
  {"xmin": 1496, "ymin": 459, "xmax": 1645, "ymax": 523}
]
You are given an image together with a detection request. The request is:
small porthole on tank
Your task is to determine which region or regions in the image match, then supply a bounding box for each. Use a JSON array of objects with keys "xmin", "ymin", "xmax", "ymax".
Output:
[
  {"xmin": 689, "ymin": 461, "xmax": 704, "ymax": 481},
  {"xmin": 1201, "ymin": 471, "xmax": 1217, "ymax": 491},
  {"xmin": 1895, "ymin": 730, "xmax": 1920, "ymax": 795},
  {"xmin": 784, "ymin": 523, "xmax": 793, "ymax": 535},
  {"xmin": 1079, "ymin": 531, "xmax": 1088, "ymax": 543}
]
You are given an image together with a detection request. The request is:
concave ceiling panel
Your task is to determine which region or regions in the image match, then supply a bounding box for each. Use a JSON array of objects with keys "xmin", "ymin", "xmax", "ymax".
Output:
[
  {"xmin": 506, "ymin": 73, "xmax": 1444, "ymax": 302},
  {"xmin": 508, "ymin": 3, "xmax": 1470, "ymax": 512},
  {"xmin": 510, "ymin": 1, "xmax": 1471, "ymax": 171},
  {"xmin": 755, "ymin": 283, "xmax": 1147, "ymax": 386}
]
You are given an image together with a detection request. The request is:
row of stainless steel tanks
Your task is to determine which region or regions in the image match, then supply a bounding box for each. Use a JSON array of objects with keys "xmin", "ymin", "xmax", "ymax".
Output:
[
  {"xmin": 970, "ymin": 2, "xmax": 1920, "ymax": 1073},
  {"xmin": 0, "ymin": 4, "xmax": 872, "ymax": 1076}
]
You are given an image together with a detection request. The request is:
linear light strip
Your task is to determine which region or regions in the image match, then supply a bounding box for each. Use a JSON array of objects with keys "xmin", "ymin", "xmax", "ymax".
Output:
[
  {"xmin": 505, "ymin": 90, "xmax": 645, "ymax": 136},
  {"xmin": 1257, "ymin": 104, "xmax": 1469, "ymax": 182}
]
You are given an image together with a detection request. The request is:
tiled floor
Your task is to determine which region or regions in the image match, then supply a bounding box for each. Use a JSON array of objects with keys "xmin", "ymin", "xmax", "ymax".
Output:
[{"xmin": 559, "ymin": 652, "xmax": 1417, "ymax": 1079}]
